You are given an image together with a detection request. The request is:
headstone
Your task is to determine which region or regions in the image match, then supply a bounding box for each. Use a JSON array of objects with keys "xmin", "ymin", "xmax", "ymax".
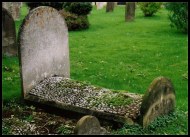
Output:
[
  {"xmin": 74, "ymin": 115, "xmax": 108, "ymax": 135},
  {"xmin": 96, "ymin": 2, "xmax": 107, "ymax": 9},
  {"xmin": 2, "ymin": 2, "xmax": 8, "ymax": 9},
  {"xmin": 2, "ymin": 2, "xmax": 22, "ymax": 20},
  {"xmin": 2, "ymin": 7, "xmax": 17, "ymax": 56},
  {"xmin": 139, "ymin": 76, "xmax": 176, "ymax": 128},
  {"xmin": 18, "ymin": 6, "xmax": 70, "ymax": 97}
]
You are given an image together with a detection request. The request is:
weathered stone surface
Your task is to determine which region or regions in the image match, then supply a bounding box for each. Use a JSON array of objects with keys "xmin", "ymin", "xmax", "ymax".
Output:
[
  {"xmin": 139, "ymin": 76, "xmax": 176, "ymax": 128},
  {"xmin": 2, "ymin": 2, "xmax": 22, "ymax": 20},
  {"xmin": 2, "ymin": 7, "xmax": 17, "ymax": 56},
  {"xmin": 74, "ymin": 115, "xmax": 108, "ymax": 135},
  {"xmin": 122, "ymin": 92, "xmax": 142, "ymax": 100},
  {"xmin": 18, "ymin": 6, "xmax": 70, "ymax": 97}
]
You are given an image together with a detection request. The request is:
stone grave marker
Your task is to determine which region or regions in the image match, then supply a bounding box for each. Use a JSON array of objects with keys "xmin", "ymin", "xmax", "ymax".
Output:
[
  {"xmin": 140, "ymin": 77, "xmax": 176, "ymax": 127},
  {"xmin": 18, "ymin": 6, "xmax": 70, "ymax": 97},
  {"xmin": 2, "ymin": 7, "xmax": 17, "ymax": 56},
  {"xmin": 74, "ymin": 115, "xmax": 108, "ymax": 135},
  {"xmin": 2, "ymin": 2, "xmax": 22, "ymax": 20}
]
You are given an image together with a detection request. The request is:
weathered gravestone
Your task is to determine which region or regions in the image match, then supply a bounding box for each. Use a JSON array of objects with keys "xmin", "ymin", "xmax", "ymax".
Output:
[
  {"xmin": 74, "ymin": 115, "xmax": 108, "ymax": 135},
  {"xmin": 2, "ymin": 2, "xmax": 22, "ymax": 20},
  {"xmin": 18, "ymin": 6, "xmax": 70, "ymax": 98},
  {"xmin": 2, "ymin": 7, "xmax": 17, "ymax": 56},
  {"xmin": 139, "ymin": 77, "xmax": 176, "ymax": 128},
  {"xmin": 18, "ymin": 6, "xmax": 176, "ymax": 128}
]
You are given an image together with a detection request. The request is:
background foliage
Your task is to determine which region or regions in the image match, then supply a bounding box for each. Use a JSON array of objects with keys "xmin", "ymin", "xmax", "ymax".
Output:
[
  {"xmin": 138, "ymin": 2, "xmax": 162, "ymax": 17},
  {"xmin": 165, "ymin": 2, "xmax": 188, "ymax": 33}
]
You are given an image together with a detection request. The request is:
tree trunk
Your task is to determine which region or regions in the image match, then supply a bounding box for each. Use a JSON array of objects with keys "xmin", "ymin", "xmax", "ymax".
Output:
[
  {"xmin": 106, "ymin": 2, "xmax": 114, "ymax": 12},
  {"xmin": 125, "ymin": 2, "xmax": 136, "ymax": 21}
]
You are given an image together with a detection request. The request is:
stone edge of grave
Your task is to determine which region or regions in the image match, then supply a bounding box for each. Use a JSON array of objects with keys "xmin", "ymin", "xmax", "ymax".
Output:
[{"xmin": 24, "ymin": 93, "xmax": 135, "ymax": 125}]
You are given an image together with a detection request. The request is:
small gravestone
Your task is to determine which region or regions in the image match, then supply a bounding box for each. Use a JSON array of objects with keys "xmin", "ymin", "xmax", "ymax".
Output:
[
  {"xmin": 74, "ymin": 115, "xmax": 108, "ymax": 135},
  {"xmin": 140, "ymin": 77, "xmax": 176, "ymax": 128},
  {"xmin": 18, "ymin": 6, "xmax": 70, "ymax": 97},
  {"xmin": 96, "ymin": 2, "xmax": 107, "ymax": 9},
  {"xmin": 2, "ymin": 7, "xmax": 17, "ymax": 56}
]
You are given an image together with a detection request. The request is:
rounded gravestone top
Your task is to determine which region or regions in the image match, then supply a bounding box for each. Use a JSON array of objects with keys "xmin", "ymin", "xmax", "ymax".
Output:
[
  {"xmin": 18, "ymin": 6, "xmax": 70, "ymax": 97},
  {"xmin": 140, "ymin": 76, "xmax": 176, "ymax": 127},
  {"xmin": 74, "ymin": 115, "xmax": 107, "ymax": 135}
]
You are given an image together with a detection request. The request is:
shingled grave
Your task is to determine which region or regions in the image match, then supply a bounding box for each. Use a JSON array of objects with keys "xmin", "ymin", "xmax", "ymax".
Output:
[{"xmin": 18, "ymin": 6, "xmax": 176, "ymax": 128}]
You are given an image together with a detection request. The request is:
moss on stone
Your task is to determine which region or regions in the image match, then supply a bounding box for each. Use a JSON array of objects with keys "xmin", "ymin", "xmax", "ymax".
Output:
[{"xmin": 101, "ymin": 93, "xmax": 133, "ymax": 107}]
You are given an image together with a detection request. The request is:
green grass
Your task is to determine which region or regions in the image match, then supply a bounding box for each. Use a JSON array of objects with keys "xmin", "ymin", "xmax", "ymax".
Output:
[
  {"xmin": 2, "ymin": 56, "xmax": 21, "ymax": 100},
  {"xmin": 2, "ymin": 4, "xmax": 188, "ymax": 134},
  {"xmin": 15, "ymin": 3, "xmax": 29, "ymax": 38},
  {"xmin": 69, "ymin": 6, "xmax": 188, "ymax": 111},
  {"xmin": 113, "ymin": 109, "xmax": 188, "ymax": 135},
  {"xmin": 2, "ymin": 3, "xmax": 29, "ymax": 100}
]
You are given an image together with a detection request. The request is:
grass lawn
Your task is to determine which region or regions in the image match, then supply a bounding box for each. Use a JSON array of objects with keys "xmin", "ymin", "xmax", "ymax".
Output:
[
  {"xmin": 71, "ymin": 6, "xmax": 188, "ymax": 111},
  {"xmin": 2, "ymin": 4, "xmax": 188, "ymax": 135}
]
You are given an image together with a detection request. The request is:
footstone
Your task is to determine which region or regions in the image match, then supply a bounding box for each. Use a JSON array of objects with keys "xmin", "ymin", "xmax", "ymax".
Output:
[
  {"xmin": 18, "ymin": 6, "xmax": 70, "ymax": 97},
  {"xmin": 74, "ymin": 115, "xmax": 108, "ymax": 135},
  {"xmin": 2, "ymin": 7, "xmax": 17, "ymax": 56},
  {"xmin": 139, "ymin": 76, "xmax": 176, "ymax": 128}
]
